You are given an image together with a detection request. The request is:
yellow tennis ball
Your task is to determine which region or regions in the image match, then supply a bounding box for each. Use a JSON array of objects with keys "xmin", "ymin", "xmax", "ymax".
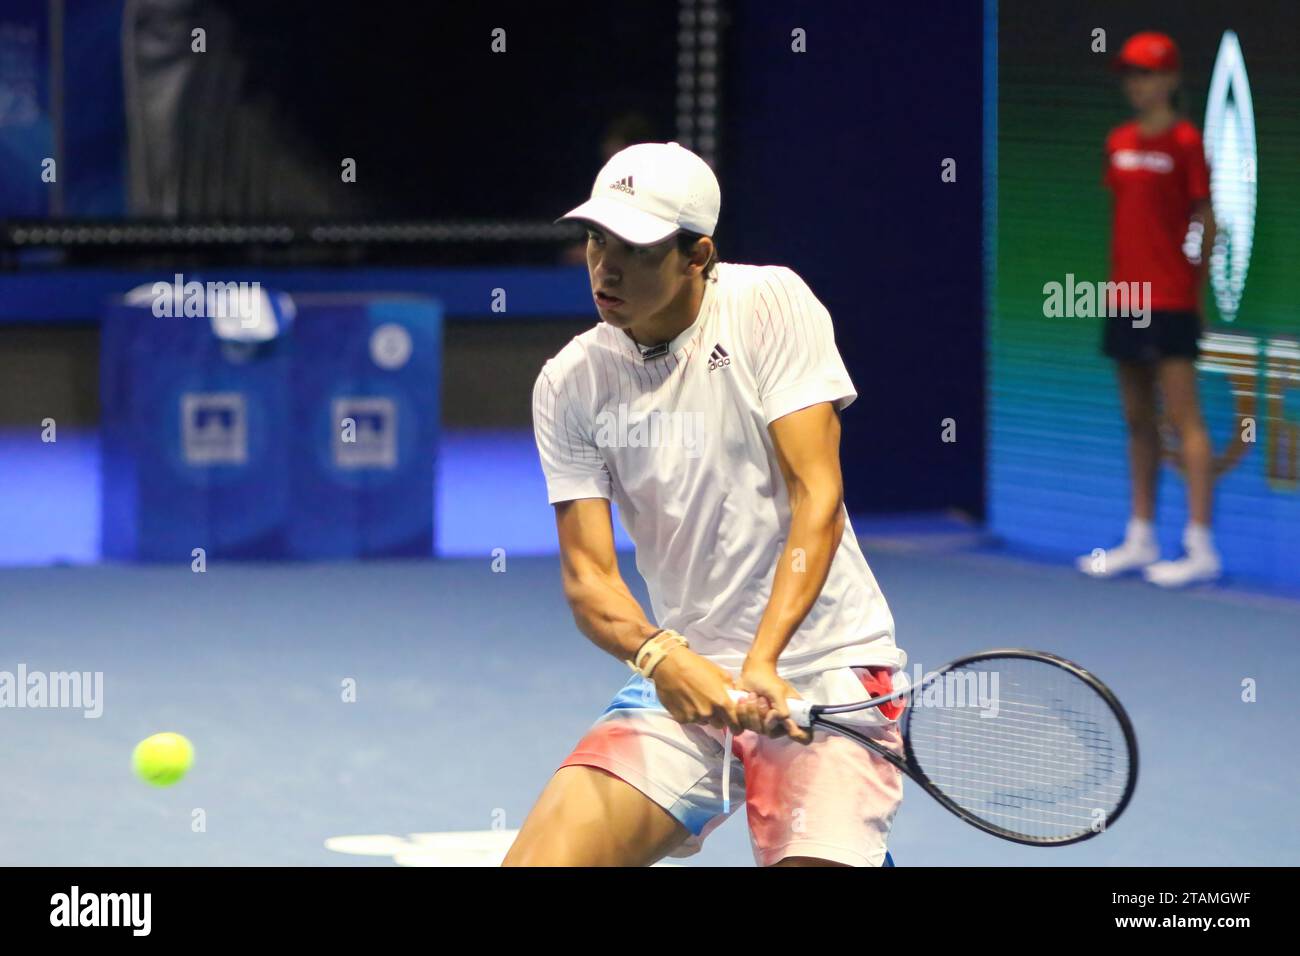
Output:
[{"xmin": 132, "ymin": 732, "xmax": 194, "ymax": 787}]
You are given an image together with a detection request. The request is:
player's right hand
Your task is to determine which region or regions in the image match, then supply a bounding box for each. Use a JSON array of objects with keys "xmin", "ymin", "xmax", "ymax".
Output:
[{"xmin": 651, "ymin": 649, "xmax": 744, "ymax": 734}]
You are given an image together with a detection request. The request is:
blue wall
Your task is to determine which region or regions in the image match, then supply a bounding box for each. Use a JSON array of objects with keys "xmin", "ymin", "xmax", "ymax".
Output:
[{"xmin": 722, "ymin": 2, "xmax": 985, "ymax": 516}]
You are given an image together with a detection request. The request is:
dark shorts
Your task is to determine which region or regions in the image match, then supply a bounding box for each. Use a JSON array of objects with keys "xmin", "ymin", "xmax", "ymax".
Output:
[{"xmin": 1102, "ymin": 309, "xmax": 1202, "ymax": 363}]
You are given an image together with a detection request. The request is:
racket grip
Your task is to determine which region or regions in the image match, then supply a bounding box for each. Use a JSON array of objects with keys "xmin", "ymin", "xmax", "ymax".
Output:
[{"xmin": 726, "ymin": 689, "xmax": 813, "ymax": 728}]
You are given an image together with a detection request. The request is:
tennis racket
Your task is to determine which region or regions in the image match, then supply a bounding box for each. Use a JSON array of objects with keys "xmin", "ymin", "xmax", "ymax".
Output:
[{"xmin": 728, "ymin": 648, "xmax": 1138, "ymax": 845}]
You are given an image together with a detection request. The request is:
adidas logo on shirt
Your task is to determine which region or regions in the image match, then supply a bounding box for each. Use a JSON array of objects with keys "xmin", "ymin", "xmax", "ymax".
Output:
[
  {"xmin": 708, "ymin": 344, "xmax": 730, "ymax": 371},
  {"xmin": 609, "ymin": 175, "xmax": 635, "ymax": 195}
]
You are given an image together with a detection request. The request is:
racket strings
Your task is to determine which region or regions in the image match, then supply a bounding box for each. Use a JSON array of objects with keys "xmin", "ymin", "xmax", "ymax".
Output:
[
  {"xmin": 910, "ymin": 701, "xmax": 1121, "ymax": 780},
  {"xmin": 905, "ymin": 659, "xmax": 1132, "ymax": 842}
]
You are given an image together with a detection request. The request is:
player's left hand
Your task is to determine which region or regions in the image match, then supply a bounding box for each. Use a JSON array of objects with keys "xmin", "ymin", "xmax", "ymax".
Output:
[{"xmin": 738, "ymin": 660, "xmax": 812, "ymax": 744}]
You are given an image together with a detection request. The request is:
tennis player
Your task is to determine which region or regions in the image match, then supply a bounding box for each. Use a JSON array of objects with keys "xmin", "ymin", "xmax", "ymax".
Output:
[
  {"xmin": 1077, "ymin": 32, "xmax": 1220, "ymax": 587},
  {"xmin": 504, "ymin": 142, "xmax": 907, "ymax": 867}
]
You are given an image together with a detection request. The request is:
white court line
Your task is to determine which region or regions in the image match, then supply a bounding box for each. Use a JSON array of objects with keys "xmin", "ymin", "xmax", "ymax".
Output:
[{"xmin": 325, "ymin": 831, "xmax": 680, "ymax": 866}]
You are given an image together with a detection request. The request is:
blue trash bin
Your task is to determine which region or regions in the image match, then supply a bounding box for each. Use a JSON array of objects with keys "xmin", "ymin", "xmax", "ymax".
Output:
[
  {"xmin": 101, "ymin": 281, "xmax": 295, "ymax": 560},
  {"xmin": 288, "ymin": 295, "xmax": 442, "ymax": 558}
]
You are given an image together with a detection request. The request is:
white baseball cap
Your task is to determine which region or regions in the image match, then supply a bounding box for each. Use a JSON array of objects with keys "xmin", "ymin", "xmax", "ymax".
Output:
[{"xmin": 557, "ymin": 141, "xmax": 720, "ymax": 245}]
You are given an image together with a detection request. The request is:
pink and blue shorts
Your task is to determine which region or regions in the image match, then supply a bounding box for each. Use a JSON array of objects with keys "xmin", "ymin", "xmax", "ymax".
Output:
[{"xmin": 558, "ymin": 665, "xmax": 905, "ymax": 867}]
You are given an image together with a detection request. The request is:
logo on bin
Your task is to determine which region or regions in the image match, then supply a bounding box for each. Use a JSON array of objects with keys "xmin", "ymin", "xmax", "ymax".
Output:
[
  {"xmin": 334, "ymin": 398, "xmax": 397, "ymax": 469},
  {"xmin": 181, "ymin": 393, "xmax": 248, "ymax": 465},
  {"xmin": 370, "ymin": 324, "xmax": 413, "ymax": 370}
]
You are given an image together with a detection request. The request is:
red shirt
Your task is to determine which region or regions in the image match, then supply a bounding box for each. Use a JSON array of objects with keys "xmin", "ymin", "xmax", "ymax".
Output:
[{"xmin": 1103, "ymin": 119, "xmax": 1210, "ymax": 311}]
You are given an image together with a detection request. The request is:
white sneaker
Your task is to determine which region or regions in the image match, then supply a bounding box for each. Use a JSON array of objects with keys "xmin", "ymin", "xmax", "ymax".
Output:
[
  {"xmin": 1076, "ymin": 537, "xmax": 1160, "ymax": 577},
  {"xmin": 1144, "ymin": 528, "xmax": 1222, "ymax": 587}
]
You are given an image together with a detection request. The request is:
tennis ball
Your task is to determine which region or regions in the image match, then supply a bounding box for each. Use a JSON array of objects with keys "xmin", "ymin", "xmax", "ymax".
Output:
[{"xmin": 132, "ymin": 732, "xmax": 194, "ymax": 787}]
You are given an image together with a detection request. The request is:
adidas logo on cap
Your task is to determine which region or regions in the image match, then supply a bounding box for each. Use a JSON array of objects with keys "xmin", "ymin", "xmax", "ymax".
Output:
[{"xmin": 559, "ymin": 143, "xmax": 720, "ymax": 245}]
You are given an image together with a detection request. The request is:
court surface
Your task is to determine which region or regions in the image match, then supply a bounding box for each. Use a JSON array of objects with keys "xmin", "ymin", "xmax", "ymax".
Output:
[{"xmin": 3, "ymin": 532, "xmax": 1296, "ymax": 866}]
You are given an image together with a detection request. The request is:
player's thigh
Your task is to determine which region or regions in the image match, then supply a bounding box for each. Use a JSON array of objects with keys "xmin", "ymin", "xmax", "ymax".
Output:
[{"xmin": 502, "ymin": 765, "xmax": 690, "ymax": 867}]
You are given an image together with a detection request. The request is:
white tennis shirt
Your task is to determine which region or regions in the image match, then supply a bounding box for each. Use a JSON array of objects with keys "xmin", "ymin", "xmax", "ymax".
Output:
[{"xmin": 532, "ymin": 262, "xmax": 903, "ymax": 679}]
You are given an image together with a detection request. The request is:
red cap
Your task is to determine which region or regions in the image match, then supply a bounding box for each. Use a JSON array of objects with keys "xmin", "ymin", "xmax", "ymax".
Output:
[{"xmin": 1113, "ymin": 31, "xmax": 1181, "ymax": 72}]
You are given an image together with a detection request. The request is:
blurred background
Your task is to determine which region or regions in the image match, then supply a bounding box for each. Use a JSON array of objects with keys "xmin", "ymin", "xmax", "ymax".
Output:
[
  {"xmin": 0, "ymin": 0, "xmax": 1296, "ymax": 867},
  {"xmin": 0, "ymin": 0, "xmax": 984, "ymax": 567},
  {"xmin": 993, "ymin": 0, "xmax": 1300, "ymax": 585}
]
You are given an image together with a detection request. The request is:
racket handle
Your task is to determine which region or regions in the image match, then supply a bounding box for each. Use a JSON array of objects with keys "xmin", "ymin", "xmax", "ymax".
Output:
[{"xmin": 726, "ymin": 689, "xmax": 813, "ymax": 728}]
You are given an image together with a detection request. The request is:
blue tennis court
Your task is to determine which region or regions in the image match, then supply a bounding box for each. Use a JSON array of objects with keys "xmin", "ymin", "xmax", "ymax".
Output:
[{"xmin": 3, "ymin": 430, "xmax": 1296, "ymax": 866}]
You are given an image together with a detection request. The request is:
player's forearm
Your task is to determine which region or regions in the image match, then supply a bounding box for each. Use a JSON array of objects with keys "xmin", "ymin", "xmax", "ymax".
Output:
[
  {"xmin": 563, "ymin": 571, "xmax": 663, "ymax": 664},
  {"xmin": 747, "ymin": 487, "xmax": 845, "ymax": 666}
]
